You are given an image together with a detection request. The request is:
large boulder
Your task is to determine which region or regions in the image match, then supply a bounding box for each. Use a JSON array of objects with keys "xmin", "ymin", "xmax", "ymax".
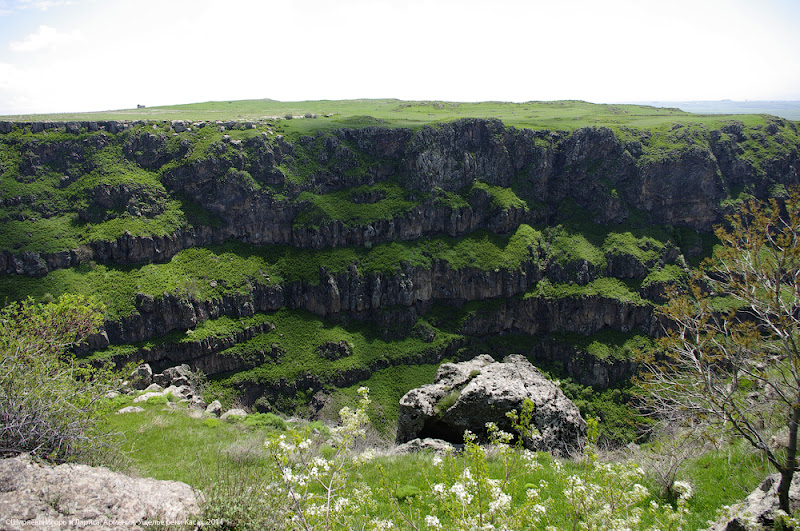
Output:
[
  {"xmin": 129, "ymin": 363, "xmax": 153, "ymax": 390},
  {"xmin": 0, "ymin": 455, "xmax": 199, "ymax": 530},
  {"xmin": 707, "ymin": 473, "xmax": 800, "ymax": 530},
  {"xmin": 396, "ymin": 354, "xmax": 586, "ymax": 456},
  {"xmin": 153, "ymin": 364, "xmax": 193, "ymax": 388}
]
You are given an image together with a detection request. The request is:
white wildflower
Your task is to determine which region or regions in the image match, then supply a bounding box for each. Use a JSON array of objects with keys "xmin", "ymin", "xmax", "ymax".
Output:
[
  {"xmin": 489, "ymin": 491, "xmax": 512, "ymax": 513},
  {"xmin": 312, "ymin": 456, "xmax": 330, "ymax": 471},
  {"xmin": 630, "ymin": 483, "xmax": 649, "ymax": 503},
  {"xmin": 450, "ymin": 482, "xmax": 473, "ymax": 504},
  {"xmin": 371, "ymin": 518, "xmax": 394, "ymax": 530},
  {"xmin": 305, "ymin": 503, "xmax": 323, "ymax": 517},
  {"xmin": 356, "ymin": 449, "xmax": 375, "ymax": 464},
  {"xmin": 333, "ymin": 496, "xmax": 351, "ymax": 513},
  {"xmin": 432, "ymin": 454, "xmax": 443, "ymax": 467},
  {"xmin": 673, "ymin": 480, "xmax": 693, "ymax": 500},
  {"xmin": 424, "ymin": 515, "xmax": 442, "ymax": 529}
]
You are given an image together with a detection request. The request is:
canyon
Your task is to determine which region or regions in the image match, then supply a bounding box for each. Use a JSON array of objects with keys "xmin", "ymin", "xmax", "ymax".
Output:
[{"xmin": 1, "ymin": 111, "xmax": 797, "ymax": 426}]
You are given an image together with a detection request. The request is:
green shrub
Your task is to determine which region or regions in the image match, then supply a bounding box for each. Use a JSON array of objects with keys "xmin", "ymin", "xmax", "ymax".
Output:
[
  {"xmin": 202, "ymin": 418, "xmax": 220, "ymax": 429},
  {"xmin": 0, "ymin": 295, "xmax": 117, "ymax": 463},
  {"xmin": 395, "ymin": 484, "xmax": 421, "ymax": 501},
  {"xmin": 435, "ymin": 389, "xmax": 461, "ymax": 416},
  {"xmin": 145, "ymin": 395, "xmax": 168, "ymax": 405},
  {"xmin": 242, "ymin": 412, "xmax": 286, "ymax": 431}
]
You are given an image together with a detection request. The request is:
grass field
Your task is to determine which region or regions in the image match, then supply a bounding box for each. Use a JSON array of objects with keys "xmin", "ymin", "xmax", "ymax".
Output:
[
  {"xmin": 102, "ymin": 394, "xmax": 770, "ymax": 530},
  {"xmin": 1, "ymin": 98, "xmax": 783, "ymax": 134}
]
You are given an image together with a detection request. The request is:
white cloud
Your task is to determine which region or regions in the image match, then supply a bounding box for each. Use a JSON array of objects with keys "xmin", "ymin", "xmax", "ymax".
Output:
[
  {"xmin": 0, "ymin": 0, "xmax": 798, "ymax": 114},
  {"xmin": 0, "ymin": 0, "xmax": 72, "ymax": 15},
  {"xmin": 9, "ymin": 24, "xmax": 83, "ymax": 52}
]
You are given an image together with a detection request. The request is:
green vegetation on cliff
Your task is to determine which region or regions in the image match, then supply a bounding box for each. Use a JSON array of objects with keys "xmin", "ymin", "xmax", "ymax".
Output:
[{"xmin": 1, "ymin": 98, "xmax": 797, "ymax": 451}]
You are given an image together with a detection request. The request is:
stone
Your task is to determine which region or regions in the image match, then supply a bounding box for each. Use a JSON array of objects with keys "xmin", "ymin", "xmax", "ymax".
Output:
[
  {"xmin": 206, "ymin": 400, "xmax": 222, "ymax": 417},
  {"xmin": 143, "ymin": 383, "xmax": 163, "ymax": 393},
  {"xmin": 391, "ymin": 438, "xmax": 457, "ymax": 455},
  {"xmin": 706, "ymin": 473, "xmax": 800, "ymax": 530},
  {"xmin": 220, "ymin": 408, "xmax": 248, "ymax": 420},
  {"xmin": 161, "ymin": 364, "xmax": 193, "ymax": 386},
  {"xmin": 164, "ymin": 384, "xmax": 192, "ymax": 399},
  {"xmin": 188, "ymin": 397, "xmax": 207, "ymax": 410},
  {"xmin": 316, "ymin": 339, "xmax": 352, "ymax": 360},
  {"xmin": 129, "ymin": 363, "xmax": 153, "ymax": 390},
  {"xmin": 152, "ymin": 372, "xmax": 170, "ymax": 387},
  {"xmin": 0, "ymin": 455, "xmax": 198, "ymax": 529},
  {"xmin": 396, "ymin": 355, "xmax": 586, "ymax": 456},
  {"xmin": 132, "ymin": 391, "xmax": 166, "ymax": 403},
  {"xmin": 115, "ymin": 406, "xmax": 145, "ymax": 414}
]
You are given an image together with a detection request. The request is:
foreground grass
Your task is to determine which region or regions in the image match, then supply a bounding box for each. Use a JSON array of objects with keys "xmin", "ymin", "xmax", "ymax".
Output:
[{"xmin": 102, "ymin": 397, "xmax": 768, "ymax": 530}]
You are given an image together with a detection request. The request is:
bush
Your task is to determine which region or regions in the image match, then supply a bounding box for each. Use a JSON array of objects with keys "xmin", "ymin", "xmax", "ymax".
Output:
[
  {"xmin": 0, "ymin": 295, "xmax": 116, "ymax": 462},
  {"xmin": 242, "ymin": 412, "xmax": 286, "ymax": 431}
]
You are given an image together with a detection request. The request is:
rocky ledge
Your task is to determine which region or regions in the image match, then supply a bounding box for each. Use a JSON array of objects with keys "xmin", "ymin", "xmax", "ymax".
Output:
[{"xmin": 0, "ymin": 455, "xmax": 199, "ymax": 530}]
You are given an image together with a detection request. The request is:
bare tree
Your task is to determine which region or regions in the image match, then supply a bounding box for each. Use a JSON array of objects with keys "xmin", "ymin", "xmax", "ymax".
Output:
[{"xmin": 641, "ymin": 188, "xmax": 800, "ymax": 513}]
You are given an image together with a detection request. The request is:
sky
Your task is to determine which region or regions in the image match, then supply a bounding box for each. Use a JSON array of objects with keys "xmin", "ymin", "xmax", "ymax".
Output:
[{"xmin": 0, "ymin": 0, "xmax": 799, "ymax": 115}]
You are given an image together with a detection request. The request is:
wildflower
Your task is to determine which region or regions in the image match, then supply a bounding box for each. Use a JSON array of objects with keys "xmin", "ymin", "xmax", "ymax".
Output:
[
  {"xmin": 352, "ymin": 485, "xmax": 375, "ymax": 509},
  {"xmin": 298, "ymin": 438, "xmax": 312, "ymax": 450},
  {"xmin": 355, "ymin": 449, "xmax": 375, "ymax": 464},
  {"xmin": 630, "ymin": 483, "xmax": 650, "ymax": 502},
  {"xmin": 432, "ymin": 454, "xmax": 443, "ymax": 467},
  {"xmin": 450, "ymin": 482, "xmax": 473, "ymax": 504},
  {"xmin": 333, "ymin": 496, "xmax": 351, "ymax": 513},
  {"xmin": 424, "ymin": 515, "xmax": 442, "ymax": 529},
  {"xmin": 672, "ymin": 480, "xmax": 693, "ymax": 500},
  {"xmin": 371, "ymin": 518, "xmax": 394, "ymax": 530},
  {"xmin": 432, "ymin": 483, "xmax": 446, "ymax": 496},
  {"xmin": 489, "ymin": 491, "xmax": 512, "ymax": 513}
]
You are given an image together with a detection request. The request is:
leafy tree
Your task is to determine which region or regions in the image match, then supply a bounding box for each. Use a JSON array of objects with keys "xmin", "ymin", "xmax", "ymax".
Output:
[
  {"xmin": 0, "ymin": 294, "xmax": 116, "ymax": 462},
  {"xmin": 641, "ymin": 189, "xmax": 800, "ymax": 513}
]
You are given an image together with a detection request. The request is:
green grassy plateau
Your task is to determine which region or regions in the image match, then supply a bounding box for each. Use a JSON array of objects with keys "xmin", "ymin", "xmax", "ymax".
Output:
[{"xmin": 1, "ymin": 98, "xmax": 778, "ymax": 132}]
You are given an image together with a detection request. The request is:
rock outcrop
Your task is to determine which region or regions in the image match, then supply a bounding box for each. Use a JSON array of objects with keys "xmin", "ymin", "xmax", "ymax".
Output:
[
  {"xmin": 0, "ymin": 455, "xmax": 199, "ymax": 530},
  {"xmin": 396, "ymin": 355, "xmax": 586, "ymax": 456},
  {"xmin": 706, "ymin": 473, "xmax": 800, "ymax": 530}
]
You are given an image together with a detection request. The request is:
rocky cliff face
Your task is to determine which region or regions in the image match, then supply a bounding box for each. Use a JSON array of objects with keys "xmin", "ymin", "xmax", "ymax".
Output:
[
  {"xmin": 3, "ymin": 117, "xmax": 797, "ymax": 276},
  {"xmin": 1, "ymin": 116, "xmax": 798, "ymax": 407}
]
